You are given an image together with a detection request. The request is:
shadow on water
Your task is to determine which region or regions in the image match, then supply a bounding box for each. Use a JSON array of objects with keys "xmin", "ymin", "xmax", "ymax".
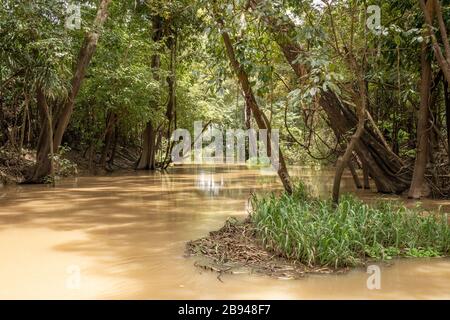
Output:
[{"xmin": 0, "ymin": 165, "xmax": 449, "ymax": 299}]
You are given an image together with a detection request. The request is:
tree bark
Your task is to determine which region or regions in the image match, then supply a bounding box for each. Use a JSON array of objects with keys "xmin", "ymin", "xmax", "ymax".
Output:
[
  {"xmin": 162, "ymin": 31, "xmax": 177, "ymax": 169},
  {"xmin": 420, "ymin": 0, "xmax": 450, "ymax": 84},
  {"xmin": 408, "ymin": 39, "xmax": 433, "ymax": 199},
  {"xmin": 29, "ymin": 87, "xmax": 52, "ymax": 182},
  {"xmin": 137, "ymin": 122, "xmax": 156, "ymax": 170},
  {"xmin": 29, "ymin": 0, "xmax": 112, "ymax": 182},
  {"xmin": 362, "ymin": 164, "xmax": 370, "ymax": 189},
  {"xmin": 137, "ymin": 15, "xmax": 164, "ymax": 170},
  {"xmin": 100, "ymin": 112, "xmax": 117, "ymax": 168},
  {"xmin": 249, "ymin": 0, "xmax": 411, "ymax": 194},
  {"xmin": 348, "ymin": 161, "xmax": 362, "ymax": 189},
  {"xmin": 332, "ymin": 54, "xmax": 367, "ymax": 204},
  {"xmin": 220, "ymin": 25, "xmax": 293, "ymax": 194},
  {"xmin": 444, "ymin": 79, "xmax": 450, "ymax": 163}
]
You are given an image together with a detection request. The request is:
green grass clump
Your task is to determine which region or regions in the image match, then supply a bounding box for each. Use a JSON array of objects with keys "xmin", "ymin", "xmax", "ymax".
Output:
[{"xmin": 251, "ymin": 183, "xmax": 450, "ymax": 268}]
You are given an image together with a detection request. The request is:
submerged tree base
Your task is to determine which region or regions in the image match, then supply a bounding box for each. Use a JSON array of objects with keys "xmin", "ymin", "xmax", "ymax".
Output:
[{"xmin": 186, "ymin": 217, "xmax": 346, "ymax": 280}]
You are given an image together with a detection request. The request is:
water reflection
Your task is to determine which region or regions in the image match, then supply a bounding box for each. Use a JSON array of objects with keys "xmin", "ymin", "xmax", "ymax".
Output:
[
  {"xmin": 0, "ymin": 165, "xmax": 449, "ymax": 299},
  {"xmin": 195, "ymin": 171, "xmax": 225, "ymax": 196}
]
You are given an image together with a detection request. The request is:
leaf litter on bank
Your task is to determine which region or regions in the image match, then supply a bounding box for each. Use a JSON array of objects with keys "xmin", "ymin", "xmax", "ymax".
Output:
[{"xmin": 186, "ymin": 217, "xmax": 346, "ymax": 280}]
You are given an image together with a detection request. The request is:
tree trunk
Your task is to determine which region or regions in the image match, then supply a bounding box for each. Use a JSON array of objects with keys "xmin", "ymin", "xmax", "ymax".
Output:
[
  {"xmin": 137, "ymin": 15, "xmax": 164, "ymax": 170},
  {"xmin": 100, "ymin": 112, "xmax": 117, "ymax": 168},
  {"xmin": 29, "ymin": 0, "xmax": 112, "ymax": 182},
  {"xmin": 249, "ymin": 0, "xmax": 411, "ymax": 194},
  {"xmin": 29, "ymin": 87, "xmax": 52, "ymax": 182},
  {"xmin": 220, "ymin": 26, "xmax": 293, "ymax": 194},
  {"xmin": 444, "ymin": 79, "xmax": 450, "ymax": 163},
  {"xmin": 420, "ymin": 0, "xmax": 450, "ymax": 84},
  {"xmin": 362, "ymin": 164, "xmax": 371, "ymax": 189},
  {"xmin": 108, "ymin": 127, "xmax": 119, "ymax": 166},
  {"xmin": 162, "ymin": 31, "xmax": 177, "ymax": 169},
  {"xmin": 332, "ymin": 56, "xmax": 367, "ymax": 204},
  {"xmin": 348, "ymin": 161, "xmax": 362, "ymax": 189},
  {"xmin": 408, "ymin": 40, "xmax": 433, "ymax": 199},
  {"xmin": 137, "ymin": 122, "xmax": 156, "ymax": 170},
  {"xmin": 333, "ymin": 115, "xmax": 365, "ymax": 203}
]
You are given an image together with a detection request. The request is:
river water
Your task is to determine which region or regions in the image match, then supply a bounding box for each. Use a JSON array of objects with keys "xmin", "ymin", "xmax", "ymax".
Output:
[{"xmin": 0, "ymin": 165, "xmax": 449, "ymax": 299}]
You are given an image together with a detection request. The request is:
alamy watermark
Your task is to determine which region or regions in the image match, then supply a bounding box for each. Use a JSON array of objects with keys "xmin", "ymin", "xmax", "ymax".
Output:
[
  {"xmin": 366, "ymin": 265, "xmax": 381, "ymax": 290},
  {"xmin": 366, "ymin": 5, "xmax": 382, "ymax": 35},
  {"xmin": 65, "ymin": 3, "xmax": 81, "ymax": 30},
  {"xmin": 171, "ymin": 121, "xmax": 280, "ymax": 170},
  {"xmin": 66, "ymin": 264, "xmax": 81, "ymax": 289}
]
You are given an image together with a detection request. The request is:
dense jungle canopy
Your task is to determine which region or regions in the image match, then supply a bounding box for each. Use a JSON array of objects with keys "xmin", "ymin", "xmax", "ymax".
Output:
[{"xmin": 1, "ymin": 0, "xmax": 450, "ymax": 203}]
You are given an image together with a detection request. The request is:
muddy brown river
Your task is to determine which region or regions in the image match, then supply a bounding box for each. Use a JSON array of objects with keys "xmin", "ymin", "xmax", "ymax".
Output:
[{"xmin": 0, "ymin": 165, "xmax": 449, "ymax": 299}]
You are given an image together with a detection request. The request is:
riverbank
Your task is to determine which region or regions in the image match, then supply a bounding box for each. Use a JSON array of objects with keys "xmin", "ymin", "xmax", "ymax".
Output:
[
  {"xmin": 0, "ymin": 146, "xmax": 138, "ymax": 186},
  {"xmin": 0, "ymin": 148, "xmax": 34, "ymax": 185}
]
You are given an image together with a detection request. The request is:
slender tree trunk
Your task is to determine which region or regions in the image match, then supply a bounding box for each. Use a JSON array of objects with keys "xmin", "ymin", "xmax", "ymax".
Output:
[
  {"xmin": 162, "ymin": 31, "xmax": 177, "ymax": 169},
  {"xmin": 220, "ymin": 26, "xmax": 293, "ymax": 194},
  {"xmin": 245, "ymin": 104, "xmax": 251, "ymax": 130},
  {"xmin": 332, "ymin": 78, "xmax": 367, "ymax": 204},
  {"xmin": 108, "ymin": 128, "xmax": 119, "ymax": 166},
  {"xmin": 153, "ymin": 129, "xmax": 162, "ymax": 169},
  {"xmin": 408, "ymin": 40, "xmax": 433, "ymax": 199},
  {"xmin": 137, "ymin": 15, "xmax": 164, "ymax": 170},
  {"xmin": 348, "ymin": 161, "xmax": 362, "ymax": 189},
  {"xmin": 19, "ymin": 93, "xmax": 29, "ymax": 152},
  {"xmin": 29, "ymin": 0, "xmax": 112, "ymax": 182},
  {"xmin": 420, "ymin": 0, "xmax": 450, "ymax": 84},
  {"xmin": 444, "ymin": 79, "xmax": 450, "ymax": 163},
  {"xmin": 362, "ymin": 164, "xmax": 370, "ymax": 189},
  {"xmin": 100, "ymin": 112, "xmax": 117, "ymax": 168}
]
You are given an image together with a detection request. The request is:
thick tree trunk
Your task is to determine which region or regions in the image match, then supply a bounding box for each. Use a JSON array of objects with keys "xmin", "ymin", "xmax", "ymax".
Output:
[
  {"xmin": 220, "ymin": 27, "xmax": 293, "ymax": 194},
  {"xmin": 408, "ymin": 40, "xmax": 433, "ymax": 199},
  {"xmin": 137, "ymin": 122, "xmax": 156, "ymax": 170},
  {"xmin": 29, "ymin": 87, "xmax": 52, "ymax": 182},
  {"xmin": 29, "ymin": 0, "xmax": 112, "ymax": 182}
]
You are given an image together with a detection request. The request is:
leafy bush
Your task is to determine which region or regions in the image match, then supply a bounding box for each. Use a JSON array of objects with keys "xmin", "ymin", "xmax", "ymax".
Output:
[
  {"xmin": 251, "ymin": 183, "xmax": 450, "ymax": 268},
  {"xmin": 44, "ymin": 145, "xmax": 78, "ymax": 183}
]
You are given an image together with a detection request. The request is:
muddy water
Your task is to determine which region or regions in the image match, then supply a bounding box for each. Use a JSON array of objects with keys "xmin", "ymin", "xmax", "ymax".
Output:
[{"xmin": 0, "ymin": 165, "xmax": 449, "ymax": 299}]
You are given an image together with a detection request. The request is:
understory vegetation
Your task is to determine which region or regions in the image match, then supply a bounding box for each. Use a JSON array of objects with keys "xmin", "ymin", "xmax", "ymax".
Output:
[
  {"xmin": 251, "ymin": 184, "xmax": 450, "ymax": 268},
  {"xmin": 2, "ymin": 0, "xmax": 450, "ymax": 277},
  {"xmin": 2, "ymin": 0, "xmax": 450, "ymax": 203}
]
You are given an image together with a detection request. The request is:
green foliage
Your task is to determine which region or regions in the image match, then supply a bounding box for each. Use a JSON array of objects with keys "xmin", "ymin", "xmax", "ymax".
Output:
[
  {"xmin": 251, "ymin": 183, "xmax": 450, "ymax": 268},
  {"xmin": 43, "ymin": 145, "xmax": 77, "ymax": 183},
  {"xmin": 53, "ymin": 145, "xmax": 77, "ymax": 177},
  {"xmin": 1, "ymin": 0, "xmax": 449, "ymax": 173}
]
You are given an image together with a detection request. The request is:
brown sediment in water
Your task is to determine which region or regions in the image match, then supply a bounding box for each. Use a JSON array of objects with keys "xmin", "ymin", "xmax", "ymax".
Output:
[
  {"xmin": 186, "ymin": 217, "xmax": 345, "ymax": 280},
  {"xmin": 1, "ymin": 165, "xmax": 450, "ymax": 299}
]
